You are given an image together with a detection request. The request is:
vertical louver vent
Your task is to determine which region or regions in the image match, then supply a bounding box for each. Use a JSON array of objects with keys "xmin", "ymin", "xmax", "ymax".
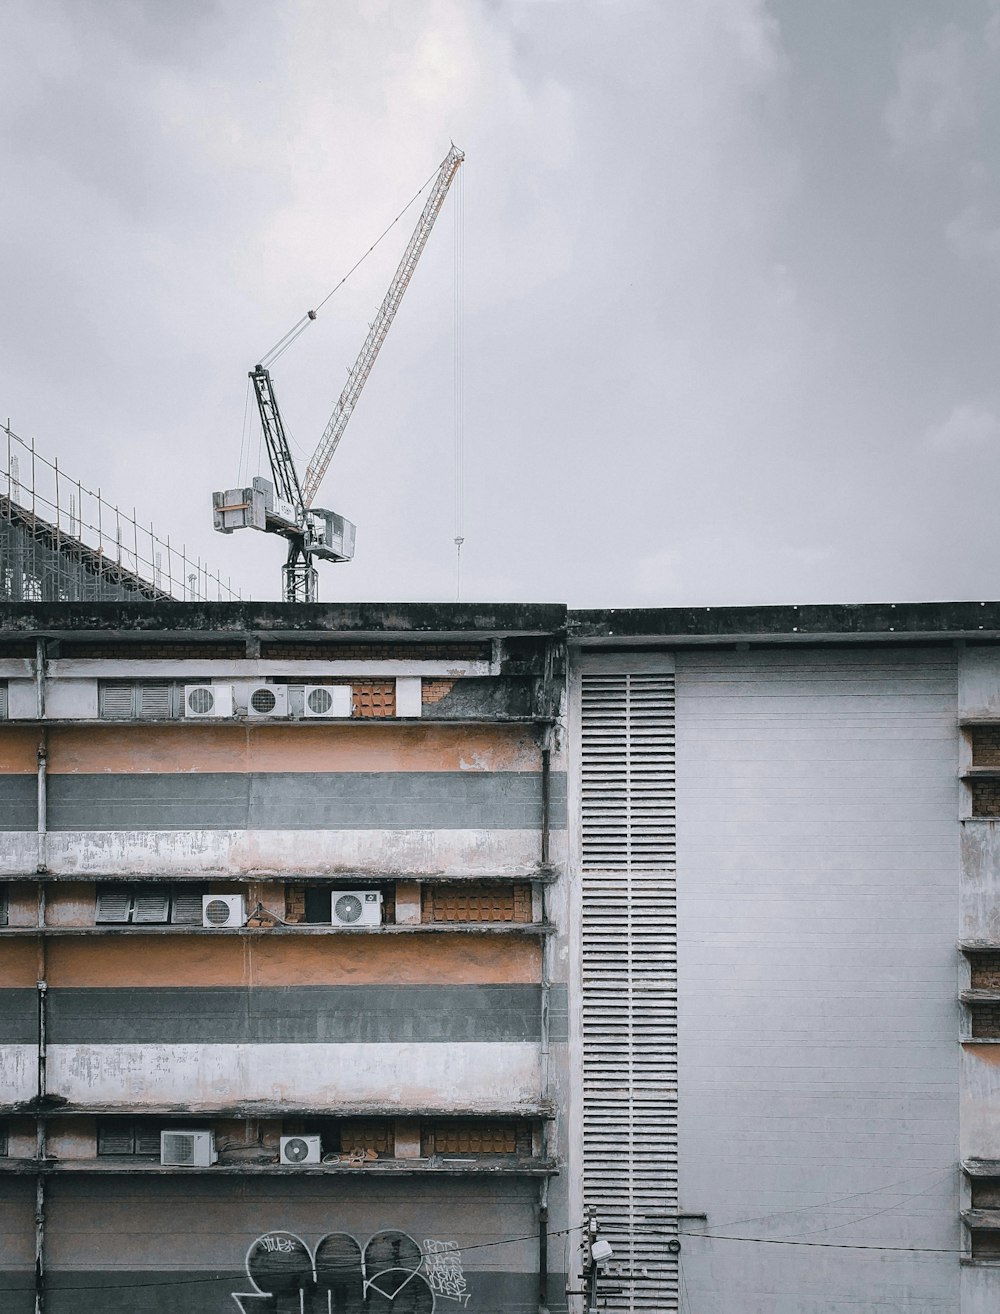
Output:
[
  {"xmin": 581, "ymin": 674, "xmax": 675, "ymax": 870},
  {"xmin": 580, "ymin": 670, "xmax": 678, "ymax": 1312}
]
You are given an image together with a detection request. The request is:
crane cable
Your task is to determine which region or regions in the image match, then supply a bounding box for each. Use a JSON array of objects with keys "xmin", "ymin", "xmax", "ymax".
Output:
[
  {"xmin": 258, "ymin": 162, "xmax": 443, "ymax": 371},
  {"xmin": 453, "ymin": 163, "xmax": 465, "ymax": 601}
]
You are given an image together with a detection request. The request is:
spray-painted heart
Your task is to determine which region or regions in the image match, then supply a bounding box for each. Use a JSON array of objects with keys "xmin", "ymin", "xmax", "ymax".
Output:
[{"xmin": 232, "ymin": 1229, "xmax": 435, "ymax": 1313}]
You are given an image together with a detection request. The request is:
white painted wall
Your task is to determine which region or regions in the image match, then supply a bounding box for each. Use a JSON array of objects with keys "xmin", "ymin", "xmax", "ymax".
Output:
[
  {"xmin": 674, "ymin": 646, "xmax": 962, "ymax": 1313},
  {"xmin": 42, "ymin": 1042, "xmax": 542, "ymax": 1109},
  {"xmin": 0, "ymin": 828, "xmax": 564, "ymax": 876}
]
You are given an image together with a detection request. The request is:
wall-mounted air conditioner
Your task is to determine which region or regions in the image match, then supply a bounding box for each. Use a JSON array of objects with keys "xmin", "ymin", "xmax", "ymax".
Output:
[
  {"xmin": 279, "ymin": 1135, "xmax": 322, "ymax": 1166},
  {"xmin": 331, "ymin": 890, "xmax": 383, "ymax": 927},
  {"xmin": 184, "ymin": 685, "xmax": 234, "ymax": 719},
  {"xmin": 302, "ymin": 685, "xmax": 352, "ymax": 719},
  {"xmin": 202, "ymin": 894, "xmax": 245, "ymax": 928},
  {"xmin": 246, "ymin": 683, "xmax": 289, "ymax": 719},
  {"xmin": 161, "ymin": 1130, "xmax": 217, "ymax": 1167}
]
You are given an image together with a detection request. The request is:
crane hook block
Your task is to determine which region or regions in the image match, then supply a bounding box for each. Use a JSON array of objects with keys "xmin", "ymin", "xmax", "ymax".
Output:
[{"xmin": 308, "ymin": 310, "xmax": 317, "ymax": 320}]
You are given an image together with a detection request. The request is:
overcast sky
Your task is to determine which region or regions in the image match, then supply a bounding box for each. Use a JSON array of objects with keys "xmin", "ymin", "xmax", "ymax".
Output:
[{"xmin": 3, "ymin": 0, "xmax": 1000, "ymax": 607}]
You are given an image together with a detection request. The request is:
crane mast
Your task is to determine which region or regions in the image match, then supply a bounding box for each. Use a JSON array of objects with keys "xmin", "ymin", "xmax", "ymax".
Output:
[
  {"xmin": 212, "ymin": 145, "xmax": 464, "ymax": 602},
  {"xmin": 301, "ymin": 144, "xmax": 464, "ymax": 507}
]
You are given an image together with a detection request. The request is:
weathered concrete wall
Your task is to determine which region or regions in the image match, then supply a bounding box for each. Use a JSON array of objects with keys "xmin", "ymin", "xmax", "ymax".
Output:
[
  {"xmin": 675, "ymin": 646, "xmax": 961, "ymax": 1313},
  {"xmin": 0, "ymin": 1175, "xmax": 563, "ymax": 1314}
]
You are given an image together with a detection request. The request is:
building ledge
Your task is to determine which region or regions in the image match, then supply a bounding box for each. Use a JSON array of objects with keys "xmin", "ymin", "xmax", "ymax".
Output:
[
  {"xmin": 961, "ymin": 990, "xmax": 1000, "ymax": 1004},
  {"xmin": 0, "ymin": 715, "xmax": 556, "ymax": 729},
  {"xmin": 961, "ymin": 1037, "xmax": 1000, "ymax": 1045},
  {"xmin": 0, "ymin": 1158, "xmax": 559, "ymax": 1178},
  {"xmin": 4, "ymin": 1100, "xmax": 555, "ymax": 1120},
  {"xmin": 963, "ymin": 1210, "xmax": 1000, "ymax": 1230},
  {"xmin": 0, "ymin": 922, "xmax": 556, "ymax": 938},
  {"xmin": 963, "ymin": 1160, "xmax": 1000, "ymax": 1177},
  {"xmin": 4, "ymin": 866, "xmax": 562, "ymax": 885},
  {"xmin": 960, "ymin": 942, "xmax": 1000, "ymax": 955}
]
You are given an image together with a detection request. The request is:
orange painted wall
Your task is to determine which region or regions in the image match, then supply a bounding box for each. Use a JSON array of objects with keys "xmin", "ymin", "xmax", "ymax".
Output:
[
  {"xmin": 0, "ymin": 727, "xmax": 40, "ymax": 773},
  {"xmin": 0, "ymin": 939, "xmax": 40, "ymax": 986},
  {"xmin": 42, "ymin": 723, "xmax": 541, "ymax": 774},
  {"xmin": 44, "ymin": 932, "xmax": 542, "ymax": 987}
]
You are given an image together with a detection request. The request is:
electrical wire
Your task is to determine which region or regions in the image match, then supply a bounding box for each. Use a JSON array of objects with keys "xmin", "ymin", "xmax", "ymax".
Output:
[
  {"xmin": 780, "ymin": 1165, "xmax": 957, "ymax": 1242},
  {"xmin": 695, "ymin": 1159, "xmax": 960, "ymax": 1233},
  {"xmin": 30, "ymin": 1224, "xmax": 590, "ymax": 1292},
  {"xmin": 258, "ymin": 164, "xmax": 442, "ymax": 371},
  {"xmin": 676, "ymin": 1232, "xmax": 961, "ymax": 1255},
  {"xmin": 236, "ymin": 378, "xmax": 252, "ymax": 486}
]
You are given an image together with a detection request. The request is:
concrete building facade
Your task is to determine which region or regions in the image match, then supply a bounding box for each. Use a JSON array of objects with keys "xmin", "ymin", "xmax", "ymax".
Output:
[
  {"xmin": 0, "ymin": 603, "xmax": 569, "ymax": 1313},
  {"xmin": 2, "ymin": 600, "xmax": 1000, "ymax": 1312}
]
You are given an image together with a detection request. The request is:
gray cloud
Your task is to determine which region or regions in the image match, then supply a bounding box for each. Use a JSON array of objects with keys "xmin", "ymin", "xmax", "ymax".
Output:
[{"xmin": 3, "ymin": 0, "xmax": 1000, "ymax": 607}]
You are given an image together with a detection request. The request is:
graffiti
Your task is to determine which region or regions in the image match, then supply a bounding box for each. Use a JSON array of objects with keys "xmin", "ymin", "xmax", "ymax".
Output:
[
  {"xmin": 422, "ymin": 1241, "xmax": 470, "ymax": 1306},
  {"xmin": 233, "ymin": 1228, "xmax": 471, "ymax": 1313}
]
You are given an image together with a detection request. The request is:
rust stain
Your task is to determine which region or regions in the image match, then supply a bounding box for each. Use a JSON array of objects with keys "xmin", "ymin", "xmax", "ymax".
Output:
[
  {"xmin": 966, "ymin": 1044, "xmax": 1000, "ymax": 1067},
  {"xmin": 0, "ymin": 728, "xmax": 40, "ymax": 774},
  {"xmin": 45, "ymin": 724, "xmax": 541, "ymax": 774},
  {"xmin": 45, "ymin": 934, "xmax": 542, "ymax": 986},
  {"xmin": 0, "ymin": 940, "xmax": 40, "ymax": 986}
]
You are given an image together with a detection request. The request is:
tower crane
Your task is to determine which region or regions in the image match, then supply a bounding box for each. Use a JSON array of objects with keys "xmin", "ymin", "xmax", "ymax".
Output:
[{"xmin": 213, "ymin": 144, "xmax": 464, "ymax": 601}]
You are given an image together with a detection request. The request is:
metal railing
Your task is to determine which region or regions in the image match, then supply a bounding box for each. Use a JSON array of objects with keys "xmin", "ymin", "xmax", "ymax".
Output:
[{"xmin": 1, "ymin": 422, "xmax": 242, "ymax": 603}]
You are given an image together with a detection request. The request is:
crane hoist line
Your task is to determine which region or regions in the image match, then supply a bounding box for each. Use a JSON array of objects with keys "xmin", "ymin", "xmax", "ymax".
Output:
[{"xmin": 212, "ymin": 143, "xmax": 464, "ymax": 602}]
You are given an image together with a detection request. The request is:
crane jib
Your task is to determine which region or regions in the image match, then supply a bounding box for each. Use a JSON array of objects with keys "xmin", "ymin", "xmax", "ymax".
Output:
[{"xmin": 300, "ymin": 144, "xmax": 464, "ymax": 508}]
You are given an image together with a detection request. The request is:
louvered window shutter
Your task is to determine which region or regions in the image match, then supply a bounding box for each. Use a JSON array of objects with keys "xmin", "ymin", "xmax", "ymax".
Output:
[
  {"xmin": 0, "ymin": 684, "xmax": 7, "ymax": 719},
  {"xmin": 580, "ymin": 668, "xmax": 678, "ymax": 1312},
  {"xmin": 133, "ymin": 1123, "xmax": 162, "ymax": 1156},
  {"xmin": 132, "ymin": 889, "xmax": 171, "ymax": 923},
  {"xmin": 170, "ymin": 887, "xmax": 205, "ymax": 925},
  {"xmin": 100, "ymin": 684, "xmax": 136, "ymax": 719},
  {"xmin": 97, "ymin": 1122, "xmax": 136, "ymax": 1155},
  {"xmin": 137, "ymin": 682, "xmax": 172, "ymax": 719},
  {"xmin": 95, "ymin": 885, "xmax": 133, "ymax": 923}
]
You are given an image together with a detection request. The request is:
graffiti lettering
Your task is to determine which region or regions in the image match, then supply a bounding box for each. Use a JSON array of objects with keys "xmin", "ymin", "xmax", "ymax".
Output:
[
  {"xmin": 422, "ymin": 1240, "xmax": 470, "ymax": 1305},
  {"xmin": 232, "ymin": 1228, "xmax": 469, "ymax": 1313},
  {"xmin": 259, "ymin": 1235, "xmax": 297, "ymax": 1255}
]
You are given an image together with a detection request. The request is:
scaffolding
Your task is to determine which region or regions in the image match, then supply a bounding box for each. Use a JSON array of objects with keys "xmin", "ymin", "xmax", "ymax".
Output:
[{"xmin": 1, "ymin": 422, "xmax": 241, "ymax": 603}]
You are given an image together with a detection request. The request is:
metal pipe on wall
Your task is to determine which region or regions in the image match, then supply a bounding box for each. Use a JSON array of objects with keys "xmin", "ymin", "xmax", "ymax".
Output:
[
  {"xmin": 35, "ymin": 883, "xmax": 47, "ymax": 1314},
  {"xmin": 537, "ymin": 1184, "xmax": 549, "ymax": 1313},
  {"xmin": 35, "ymin": 639, "xmax": 47, "ymax": 874}
]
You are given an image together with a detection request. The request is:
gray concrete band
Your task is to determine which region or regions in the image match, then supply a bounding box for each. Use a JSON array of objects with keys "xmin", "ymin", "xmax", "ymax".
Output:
[
  {"xmin": 0, "ymin": 772, "xmax": 569, "ymax": 831},
  {"xmin": 36, "ymin": 983, "xmax": 570, "ymax": 1044}
]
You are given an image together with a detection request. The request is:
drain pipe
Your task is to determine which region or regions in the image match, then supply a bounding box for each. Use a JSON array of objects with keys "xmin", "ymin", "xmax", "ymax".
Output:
[
  {"xmin": 35, "ymin": 638, "xmax": 47, "ymax": 875},
  {"xmin": 540, "ymin": 740, "xmax": 551, "ymax": 868},
  {"xmin": 538, "ymin": 724, "xmax": 555, "ymax": 1313},
  {"xmin": 35, "ymin": 882, "xmax": 48, "ymax": 1314},
  {"xmin": 36, "ymin": 737, "xmax": 47, "ymax": 875},
  {"xmin": 538, "ymin": 1181, "xmax": 549, "ymax": 1313},
  {"xmin": 34, "ymin": 637, "xmax": 49, "ymax": 1314}
]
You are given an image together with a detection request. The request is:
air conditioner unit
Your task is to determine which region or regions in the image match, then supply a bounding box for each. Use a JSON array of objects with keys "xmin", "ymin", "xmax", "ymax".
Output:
[
  {"xmin": 300, "ymin": 688, "xmax": 352, "ymax": 720},
  {"xmin": 246, "ymin": 683, "xmax": 289, "ymax": 719},
  {"xmin": 184, "ymin": 685, "xmax": 234, "ymax": 719},
  {"xmin": 161, "ymin": 1129, "xmax": 217, "ymax": 1167},
  {"xmin": 202, "ymin": 894, "xmax": 245, "ymax": 928},
  {"xmin": 279, "ymin": 1135, "xmax": 322, "ymax": 1166},
  {"xmin": 331, "ymin": 889, "xmax": 382, "ymax": 927},
  {"xmin": 302, "ymin": 685, "xmax": 352, "ymax": 719}
]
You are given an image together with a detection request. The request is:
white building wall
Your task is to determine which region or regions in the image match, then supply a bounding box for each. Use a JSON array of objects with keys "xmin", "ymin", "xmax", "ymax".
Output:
[{"xmin": 674, "ymin": 645, "xmax": 961, "ymax": 1313}]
